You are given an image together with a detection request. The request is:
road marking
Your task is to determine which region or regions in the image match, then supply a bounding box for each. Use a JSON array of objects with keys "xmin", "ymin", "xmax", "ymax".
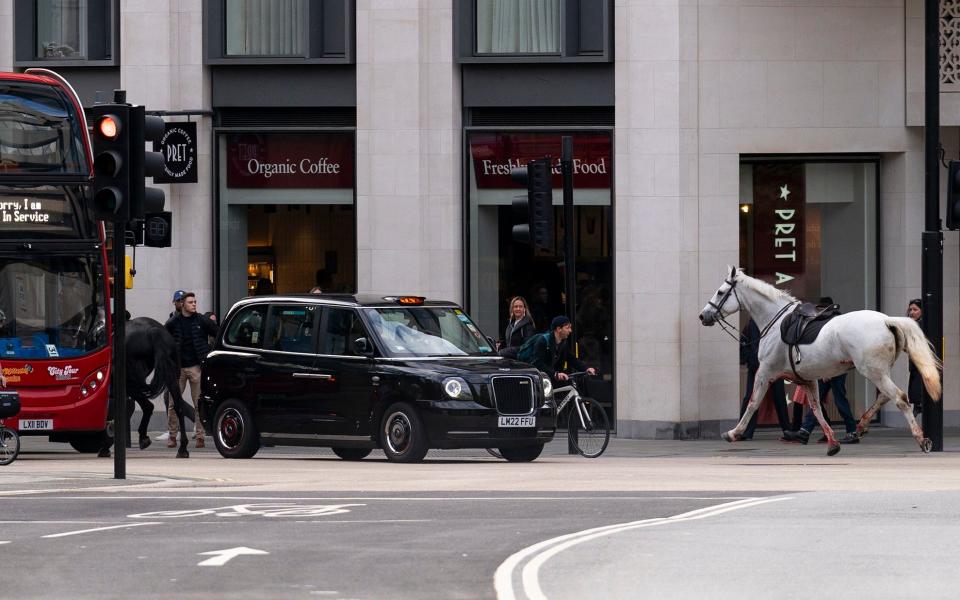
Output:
[
  {"xmin": 12, "ymin": 495, "xmax": 757, "ymax": 501},
  {"xmin": 197, "ymin": 546, "xmax": 269, "ymax": 567},
  {"xmin": 42, "ymin": 521, "xmax": 161, "ymax": 539},
  {"xmin": 0, "ymin": 541, "xmax": 9, "ymax": 545},
  {"xmin": 128, "ymin": 503, "xmax": 364, "ymax": 519},
  {"xmin": 494, "ymin": 496, "xmax": 794, "ymax": 600}
]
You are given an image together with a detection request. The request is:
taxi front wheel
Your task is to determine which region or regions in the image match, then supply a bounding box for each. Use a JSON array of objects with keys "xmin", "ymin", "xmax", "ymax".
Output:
[
  {"xmin": 214, "ymin": 399, "xmax": 260, "ymax": 459},
  {"xmin": 381, "ymin": 402, "xmax": 428, "ymax": 463},
  {"xmin": 499, "ymin": 444, "xmax": 544, "ymax": 462}
]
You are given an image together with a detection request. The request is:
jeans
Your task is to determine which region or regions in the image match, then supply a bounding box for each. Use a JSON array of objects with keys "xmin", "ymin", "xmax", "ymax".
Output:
[{"xmin": 801, "ymin": 374, "xmax": 856, "ymax": 434}]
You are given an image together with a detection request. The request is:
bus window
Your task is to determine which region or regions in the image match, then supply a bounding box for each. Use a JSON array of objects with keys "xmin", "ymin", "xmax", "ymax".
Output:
[{"xmin": 0, "ymin": 81, "xmax": 87, "ymax": 175}]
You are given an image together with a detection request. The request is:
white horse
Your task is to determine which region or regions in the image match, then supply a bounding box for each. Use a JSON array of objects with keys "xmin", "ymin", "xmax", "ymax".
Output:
[{"xmin": 699, "ymin": 266, "xmax": 941, "ymax": 455}]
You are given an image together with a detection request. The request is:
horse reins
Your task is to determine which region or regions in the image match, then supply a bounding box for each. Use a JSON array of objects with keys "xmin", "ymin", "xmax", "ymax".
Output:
[{"xmin": 710, "ymin": 278, "xmax": 798, "ymax": 346}]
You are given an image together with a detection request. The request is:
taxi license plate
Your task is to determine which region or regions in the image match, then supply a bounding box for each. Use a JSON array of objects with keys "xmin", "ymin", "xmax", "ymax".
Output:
[
  {"xmin": 498, "ymin": 416, "xmax": 535, "ymax": 428},
  {"xmin": 19, "ymin": 419, "xmax": 53, "ymax": 431}
]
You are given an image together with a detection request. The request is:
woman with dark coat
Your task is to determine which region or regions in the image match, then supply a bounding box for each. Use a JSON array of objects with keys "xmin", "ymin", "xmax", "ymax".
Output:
[
  {"xmin": 498, "ymin": 296, "xmax": 535, "ymax": 359},
  {"xmin": 907, "ymin": 298, "xmax": 924, "ymax": 415}
]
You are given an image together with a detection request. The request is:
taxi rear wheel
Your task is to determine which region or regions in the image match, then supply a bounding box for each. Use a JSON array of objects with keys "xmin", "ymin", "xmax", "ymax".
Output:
[
  {"xmin": 214, "ymin": 400, "xmax": 260, "ymax": 459},
  {"xmin": 498, "ymin": 444, "xmax": 544, "ymax": 462},
  {"xmin": 381, "ymin": 402, "xmax": 428, "ymax": 463},
  {"xmin": 332, "ymin": 447, "xmax": 372, "ymax": 461}
]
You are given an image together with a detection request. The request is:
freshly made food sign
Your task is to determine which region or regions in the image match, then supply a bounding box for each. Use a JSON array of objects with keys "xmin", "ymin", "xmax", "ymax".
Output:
[
  {"xmin": 226, "ymin": 132, "xmax": 354, "ymax": 189},
  {"xmin": 469, "ymin": 132, "xmax": 612, "ymax": 189}
]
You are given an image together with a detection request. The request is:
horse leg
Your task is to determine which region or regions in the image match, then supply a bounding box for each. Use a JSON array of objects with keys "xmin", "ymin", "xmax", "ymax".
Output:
[
  {"xmin": 806, "ymin": 384, "xmax": 840, "ymax": 456},
  {"xmin": 173, "ymin": 370, "xmax": 190, "ymax": 459},
  {"xmin": 135, "ymin": 396, "xmax": 153, "ymax": 449},
  {"xmin": 855, "ymin": 392, "xmax": 889, "ymax": 438},
  {"xmin": 873, "ymin": 374, "xmax": 931, "ymax": 453},
  {"xmin": 723, "ymin": 368, "xmax": 773, "ymax": 442}
]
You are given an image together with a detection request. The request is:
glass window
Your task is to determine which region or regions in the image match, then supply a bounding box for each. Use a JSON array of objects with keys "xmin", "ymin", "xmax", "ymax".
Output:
[
  {"xmin": 362, "ymin": 307, "xmax": 495, "ymax": 358},
  {"xmin": 321, "ymin": 307, "xmax": 369, "ymax": 356},
  {"xmin": 36, "ymin": 0, "xmax": 86, "ymax": 59},
  {"xmin": 739, "ymin": 160, "xmax": 878, "ymax": 427},
  {"xmin": 0, "ymin": 82, "xmax": 88, "ymax": 175},
  {"xmin": 225, "ymin": 0, "xmax": 305, "ymax": 57},
  {"xmin": 476, "ymin": 0, "xmax": 560, "ymax": 55},
  {"xmin": 0, "ymin": 254, "xmax": 105, "ymax": 359},
  {"xmin": 224, "ymin": 304, "xmax": 267, "ymax": 349},
  {"xmin": 263, "ymin": 304, "xmax": 317, "ymax": 353}
]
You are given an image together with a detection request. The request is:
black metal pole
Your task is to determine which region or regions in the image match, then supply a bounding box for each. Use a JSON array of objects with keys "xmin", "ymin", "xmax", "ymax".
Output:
[
  {"xmin": 561, "ymin": 136, "xmax": 578, "ymax": 454},
  {"xmin": 923, "ymin": 0, "xmax": 944, "ymax": 451},
  {"xmin": 112, "ymin": 222, "xmax": 127, "ymax": 477}
]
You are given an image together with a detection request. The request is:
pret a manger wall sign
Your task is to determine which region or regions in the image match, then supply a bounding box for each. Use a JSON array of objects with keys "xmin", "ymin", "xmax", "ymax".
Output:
[{"xmin": 752, "ymin": 163, "xmax": 805, "ymax": 285}]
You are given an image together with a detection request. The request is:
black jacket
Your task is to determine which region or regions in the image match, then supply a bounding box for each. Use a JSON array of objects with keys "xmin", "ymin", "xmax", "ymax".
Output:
[
  {"xmin": 165, "ymin": 312, "xmax": 219, "ymax": 368},
  {"xmin": 503, "ymin": 315, "xmax": 535, "ymax": 352},
  {"xmin": 527, "ymin": 332, "xmax": 587, "ymax": 381}
]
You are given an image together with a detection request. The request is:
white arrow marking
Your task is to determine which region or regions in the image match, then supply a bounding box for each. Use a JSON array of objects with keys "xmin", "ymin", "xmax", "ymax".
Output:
[{"xmin": 197, "ymin": 546, "xmax": 269, "ymax": 567}]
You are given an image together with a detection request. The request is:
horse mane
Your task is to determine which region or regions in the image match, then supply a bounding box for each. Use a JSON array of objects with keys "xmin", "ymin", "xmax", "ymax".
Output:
[{"xmin": 735, "ymin": 270, "xmax": 798, "ymax": 303}]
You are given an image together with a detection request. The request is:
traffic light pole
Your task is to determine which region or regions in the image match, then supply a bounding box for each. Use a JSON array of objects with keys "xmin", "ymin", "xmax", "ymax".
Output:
[
  {"xmin": 561, "ymin": 136, "xmax": 578, "ymax": 455},
  {"xmin": 112, "ymin": 222, "xmax": 127, "ymax": 478},
  {"xmin": 922, "ymin": 0, "xmax": 943, "ymax": 451}
]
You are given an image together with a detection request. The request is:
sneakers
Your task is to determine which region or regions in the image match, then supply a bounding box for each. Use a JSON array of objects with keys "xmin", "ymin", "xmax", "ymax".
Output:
[
  {"xmin": 840, "ymin": 432, "xmax": 860, "ymax": 444},
  {"xmin": 195, "ymin": 436, "xmax": 205, "ymax": 449},
  {"xmin": 166, "ymin": 435, "xmax": 177, "ymax": 448},
  {"xmin": 780, "ymin": 429, "xmax": 810, "ymax": 445}
]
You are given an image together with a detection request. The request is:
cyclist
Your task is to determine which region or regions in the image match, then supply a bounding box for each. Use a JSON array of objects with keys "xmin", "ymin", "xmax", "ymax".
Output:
[{"xmin": 525, "ymin": 315, "xmax": 596, "ymax": 384}]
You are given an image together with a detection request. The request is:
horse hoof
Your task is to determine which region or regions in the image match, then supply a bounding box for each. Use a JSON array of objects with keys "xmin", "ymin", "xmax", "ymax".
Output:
[
  {"xmin": 827, "ymin": 443, "xmax": 841, "ymax": 457},
  {"xmin": 97, "ymin": 448, "xmax": 111, "ymax": 458},
  {"xmin": 856, "ymin": 425, "xmax": 869, "ymax": 437},
  {"xmin": 920, "ymin": 438, "xmax": 933, "ymax": 453},
  {"xmin": 721, "ymin": 431, "xmax": 742, "ymax": 443},
  {"xmin": 176, "ymin": 449, "xmax": 190, "ymax": 459},
  {"xmin": 139, "ymin": 437, "xmax": 151, "ymax": 450}
]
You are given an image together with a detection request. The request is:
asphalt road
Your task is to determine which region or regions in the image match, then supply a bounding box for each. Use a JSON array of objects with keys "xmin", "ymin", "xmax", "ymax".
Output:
[{"xmin": 2, "ymin": 432, "xmax": 960, "ymax": 599}]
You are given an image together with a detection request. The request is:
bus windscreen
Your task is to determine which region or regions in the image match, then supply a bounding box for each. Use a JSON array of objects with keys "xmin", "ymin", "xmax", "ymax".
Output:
[{"xmin": 0, "ymin": 82, "xmax": 87, "ymax": 176}]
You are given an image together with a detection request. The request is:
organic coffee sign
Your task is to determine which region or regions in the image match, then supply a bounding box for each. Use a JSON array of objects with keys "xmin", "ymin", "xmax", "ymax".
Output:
[
  {"xmin": 154, "ymin": 121, "xmax": 198, "ymax": 184},
  {"xmin": 226, "ymin": 132, "xmax": 355, "ymax": 189},
  {"xmin": 752, "ymin": 163, "xmax": 805, "ymax": 284},
  {"xmin": 469, "ymin": 133, "xmax": 612, "ymax": 189}
]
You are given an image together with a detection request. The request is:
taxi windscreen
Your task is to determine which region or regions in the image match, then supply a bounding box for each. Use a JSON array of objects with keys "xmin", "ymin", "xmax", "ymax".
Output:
[
  {"xmin": 0, "ymin": 82, "xmax": 87, "ymax": 176},
  {"xmin": 363, "ymin": 306, "xmax": 496, "ymax": 357}
]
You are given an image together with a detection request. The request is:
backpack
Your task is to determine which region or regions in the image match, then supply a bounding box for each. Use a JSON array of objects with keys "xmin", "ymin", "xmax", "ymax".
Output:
[{"xmin": 516, "ymin": 332, "xmax": 550, "ymax": 364}]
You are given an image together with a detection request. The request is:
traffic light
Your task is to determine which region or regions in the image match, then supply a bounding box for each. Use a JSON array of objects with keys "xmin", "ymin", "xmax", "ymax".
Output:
[
  {"xmin": 509, "ymin": 157, "xmax": 554, "ymax": 250},
  {"xmin": 129, "ymin": 106, "xmax": 166, "ymax": 219},
  {"xmin": 143, "ymin": 211, "xmax": 172, "ymax": 248},
  {"xmin": 947, "ymin": 161, "xmax": 960, "ymax": 230},
  {"xmin": 89, "ymin": 104, "xmax": 131, "ymax": 221}
]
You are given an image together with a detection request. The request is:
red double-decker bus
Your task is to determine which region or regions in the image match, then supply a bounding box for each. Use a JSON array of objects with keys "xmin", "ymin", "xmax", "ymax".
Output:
[{"xmin": 0, "ymin": 69, "xmax": 111, "ymax": 452}]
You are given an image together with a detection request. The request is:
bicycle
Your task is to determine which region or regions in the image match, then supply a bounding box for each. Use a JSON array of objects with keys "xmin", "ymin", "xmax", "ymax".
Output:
[
  {"xmin": 0, "ymin": 390, "xmax": 21, "ymax": 466},
  {"xmin": 485, "ymin": 372, "xmax": 610, "ymax": 460}
]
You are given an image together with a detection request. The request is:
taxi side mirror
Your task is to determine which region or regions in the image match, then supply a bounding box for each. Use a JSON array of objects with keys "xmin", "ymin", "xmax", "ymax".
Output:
[{"xmin": 353, "ymin": 337, "xmax": 373, "ymax": 356}]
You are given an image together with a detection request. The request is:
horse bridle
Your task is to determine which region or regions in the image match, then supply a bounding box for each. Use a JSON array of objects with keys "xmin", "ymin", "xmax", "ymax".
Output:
[{"xmin": 709, "ymin": 278, "xmax": 797, "ymax": 346}]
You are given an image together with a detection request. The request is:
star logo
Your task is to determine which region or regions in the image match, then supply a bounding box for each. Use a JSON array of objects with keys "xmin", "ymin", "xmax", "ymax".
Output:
[{"xmin": 779, "ymin": 184, "xmax": 791, "ymax": 201}]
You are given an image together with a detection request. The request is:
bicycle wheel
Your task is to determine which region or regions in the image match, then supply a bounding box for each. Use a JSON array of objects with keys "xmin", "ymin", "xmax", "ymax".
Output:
[
  {"xmin": 0, "ymin": 427, "xmax": 20, "ymax": 465},
  {"xmin": 570, "ymin": 398, "xmax": 610, "ymax": 458}
]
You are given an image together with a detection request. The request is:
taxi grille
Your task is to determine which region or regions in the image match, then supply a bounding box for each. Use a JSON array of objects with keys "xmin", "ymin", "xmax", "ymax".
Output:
[{"xmin": 492, "ymin": 376, "xmax": 535, "ymax": 415}]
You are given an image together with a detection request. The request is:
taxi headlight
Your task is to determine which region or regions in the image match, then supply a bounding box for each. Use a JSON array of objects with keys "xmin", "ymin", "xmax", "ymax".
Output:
[
  {"xmin": 443, "ymin": 377, "xmax": 467, "ymax": 399},
  {"xmin": 540, "ymin": 373, "xmax": 553, "ymax": 398}
]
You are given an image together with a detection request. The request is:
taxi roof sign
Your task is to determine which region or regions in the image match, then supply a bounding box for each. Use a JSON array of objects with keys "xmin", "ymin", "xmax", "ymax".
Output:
[{"xmin": 383, "ymin": 296, "xmax": 426, "ymax": 305}]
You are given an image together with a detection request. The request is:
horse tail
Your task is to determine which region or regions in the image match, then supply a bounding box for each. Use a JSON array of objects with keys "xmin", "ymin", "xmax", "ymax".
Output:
[{"xmin": 886, "ymin": 317, "xmax": 942, "ymax": 401}]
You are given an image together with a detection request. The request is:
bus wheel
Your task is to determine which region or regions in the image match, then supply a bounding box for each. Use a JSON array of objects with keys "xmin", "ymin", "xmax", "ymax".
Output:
[{"xmin": 69, "ymin": 432, "xmax": 106, "ymax": 453}]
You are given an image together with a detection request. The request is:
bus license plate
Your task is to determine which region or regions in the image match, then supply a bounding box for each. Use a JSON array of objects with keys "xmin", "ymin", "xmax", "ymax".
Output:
[
  {"xmin": 19, "ymin": 419, "xmax": 53, "ymax": 431},
  {"xmin": 498, "ymin": 416, "xmax": 535, "ymax": 428}
]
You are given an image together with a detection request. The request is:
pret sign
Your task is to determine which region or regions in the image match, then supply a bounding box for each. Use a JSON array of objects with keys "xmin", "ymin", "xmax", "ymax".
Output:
[
  {"xmin": 153, "ymin": 121, "xmax": 198, "ymax": 184},
  {"xmin": 752, "ymin": 163, "xmax": 805, "ymax": 285},
  {"xmin": 469, "ymin": 133, "xmax": 612, "ymax": 189}
]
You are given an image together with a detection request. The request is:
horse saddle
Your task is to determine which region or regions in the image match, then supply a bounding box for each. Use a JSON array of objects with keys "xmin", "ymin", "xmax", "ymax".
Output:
[{"xmin": 780, "ymin": 303, "xmax": 840, "ymax": 346}]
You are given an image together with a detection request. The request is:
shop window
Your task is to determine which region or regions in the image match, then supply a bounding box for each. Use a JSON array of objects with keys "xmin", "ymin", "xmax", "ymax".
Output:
[
  {"xmin": 465, "ymin": 130, "xmax": 614, "ymax": 421},
  {"xmin": 456, "ymin": 0, "xmax": 612, "ymax": 62},
  {"xmin": 206, "ymin": 0, "xmax": 354, "ymax": 64},
  {"xmin": 14, "ymin": 0, "xmax": 117, "ymax": 66},
  {"xmin": 739, "ymin": 158, "xmax": 879, "ymax": 428}
]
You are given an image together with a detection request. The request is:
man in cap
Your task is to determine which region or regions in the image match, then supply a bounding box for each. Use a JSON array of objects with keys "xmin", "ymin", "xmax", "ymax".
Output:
[
  {"xmin": 525, "ymin": 315, "xmax": 596, "ymax": 385},
  {"xmin": 163, "ymin": 290, "xmax": 186, "ymax": 447},
  {"xmin": 170, "ymin": 290, "xmax": 186, "ymax": 319}
]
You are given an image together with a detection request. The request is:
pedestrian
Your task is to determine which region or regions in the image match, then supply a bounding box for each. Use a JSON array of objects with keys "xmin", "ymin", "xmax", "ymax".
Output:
[
  {"xmin": 520, "ymin": 315, "xmax": 596, "ymax": 385},
  {"xmin": 907, "ymin": 298, "xmax": 923, "ymax": 416},
  {"xmin": 161, "ymin": 289, "xmax": 186, "ymax": 438},
  {"xmin": 781, "ymin": 297, "xmax": 859, "ymax": 445},
  {"xmin": 164, "ymin": 292, "xmax": 218, "ymax": 448},
  {"xmin": 498, "ymin": 296, "xmax": 535, "ymax": 359},
  {"xmin": 739, "ymin": 318, "xmax": 790, "ymax": 439}
]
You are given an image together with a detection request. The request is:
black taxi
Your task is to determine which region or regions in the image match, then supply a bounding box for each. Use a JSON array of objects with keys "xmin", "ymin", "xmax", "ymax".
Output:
[{"xmin": 199, "ymin": 295, "xmax": 556, "ymax": 462}]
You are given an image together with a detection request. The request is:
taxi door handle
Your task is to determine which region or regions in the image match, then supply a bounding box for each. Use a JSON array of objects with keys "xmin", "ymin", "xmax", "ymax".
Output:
[{"xmin": 293, "ymin": 373, "xmax": 333, "ymax": 380}]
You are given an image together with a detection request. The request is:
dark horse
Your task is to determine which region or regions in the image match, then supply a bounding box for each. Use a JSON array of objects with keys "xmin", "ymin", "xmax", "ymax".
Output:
[{"xmin": 100, "ymin": 317, "xmax": 194, "ymax": 458}]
